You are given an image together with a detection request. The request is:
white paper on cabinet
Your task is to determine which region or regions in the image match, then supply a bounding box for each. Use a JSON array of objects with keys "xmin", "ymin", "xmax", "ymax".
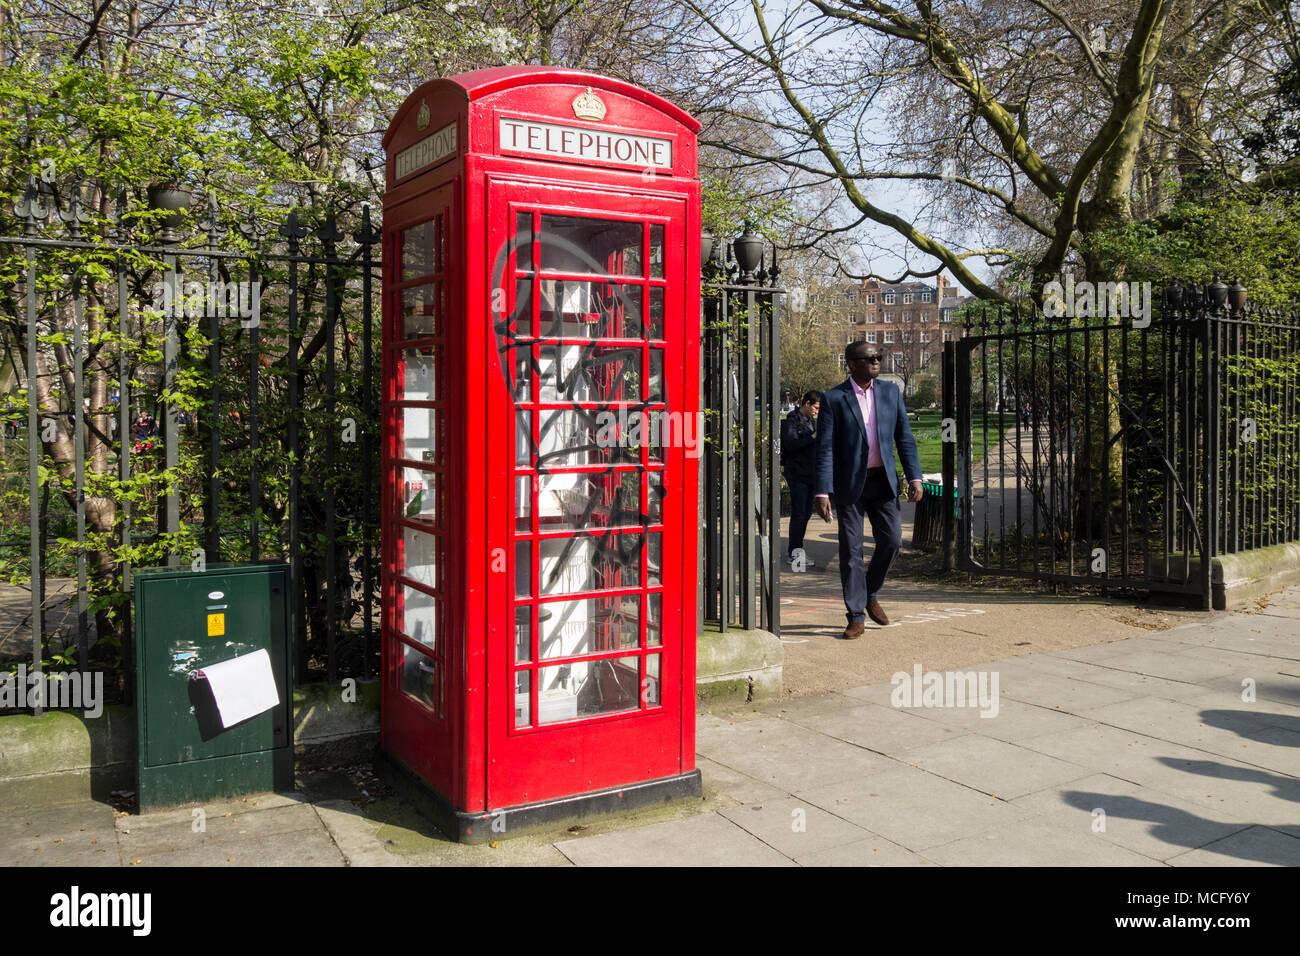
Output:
[{"xmin": 195, "ymin": 648, "xmax": 280, "ymax": 728}]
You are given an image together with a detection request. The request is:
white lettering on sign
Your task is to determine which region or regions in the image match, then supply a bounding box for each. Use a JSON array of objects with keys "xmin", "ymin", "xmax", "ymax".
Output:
[
  {"xmin": 498, "ymin": 117, "xmax": 672, "ymax": 170},
  {"xmin": 395, "ymin": 122, "xmax": 458, "ymax": 179}
]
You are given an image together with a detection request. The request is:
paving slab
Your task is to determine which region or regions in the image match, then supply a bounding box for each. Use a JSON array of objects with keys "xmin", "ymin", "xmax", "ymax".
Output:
[
  {"xmin": 694, "ymin": 756, "xmax": 786, "ymax": 806},
  {"xmin": 398, "ymin": 841, "xmax": 575, "ymax": 867},
  {"xmin": 995, "ymin": 667, "xmax": 1144, "ymax": 714},
  {"xmin": 1165, "ymin": 825, "xmax": 1300, "ymax": 867},
  {"xmin": 347, "ymin": 794, "xmax": 579, "ymax": 867},
  {"xmin": 1015, "ymin": 723, "xmax": 1300, "ymax": 822},
  {"xmin": 1010, "ymin": 772, "xmax": 1252, "ymax": 862},
  {"xmin": 773, "ymin": 699, "xmax": 969, "ymax": 756},
  {"xmin": 902, "ymin": 735, "xmax": 1090, "ymax": 800},
  {"xmin": 1175, "ymin": 642, "xmax": 1300, "ymax": 672},
  {"xmin": 794, "ymin": 834, "xmax": 935, "ymax": 866},
  {"xmin": 1258, "ymin": 602, "xmax": 1300, "ymax": 617},
  {"xmin": 696, "ymin": 714, "xmax": 895, "ymax": 792},
  {"xmin": 21, "ymin": 840, "xmax": 121, "ymax": 866},
  {"xmin": 1013, "ymin": 654, "xmax": 1227, "ymax": 704},
  {"xmin": 0, "ymin": 801, "xmax": 118, "ymax": 840},
  {"xmin": 1172, "ymin": 685, "xmax": 1300, "ymax": 724},
  {"xmin": 1187, "ymin": 619, "xmax": 1300, "ymax": 659},
  {"xmin": 313, "ymin": 799, "xmax": 413, "ymax": 867},
  {"xmin": 794, "ymin": 765, "xmax": 1035, "ymax": 852},
  {"xmin": 1081, "ymin": 697, "xmax": 1300, "ymax": 775},
  {"xmin": 0, "ymin": 802, "xmax": 119, "ymax": 866},
  {"xmin": 554, "ymin": 812, "xmax": 795, "ymax": 866},
  {"xmin": 920, "ymin": 817, "xmax": 1166, "ymax": 866},
  {"xmin": 841, "ymin": 681, "xmax": 902, "ymax": 707},
  {"xmin": 11, "ymin": 831, "xmax": 120, "ymax": 866},
  {"xmin": 719, "ymin": 796, "xmax": 871, "ymax": 859},
  {"xmin": 1135, "ymin": 625, "xmax": 1217, "ymax": 647},
  {"xmin": 117, "ymin": 801, "xmax": 321, "ymax": 858},
  {"xmin": 894, "ymin": 694, "xmax": 1099, "ymax": 742},
  {"xmin": 752, "ymin": 691, "xmax": 863, "ymax": 721},
  {"xmin": 1054, "ymin": 648, "xmax": 1239, "ymax": 685},
  {"xmin": 1192, "ymin": 631, "xmax": 1300, "ymax": 658},
  {"xmin": 1040, "ymin": 640, "xmax": 1145, "ymax": 663},
  {"xmin": 123, "ymin": 826, "xmax": 346, "ymax": 867}
]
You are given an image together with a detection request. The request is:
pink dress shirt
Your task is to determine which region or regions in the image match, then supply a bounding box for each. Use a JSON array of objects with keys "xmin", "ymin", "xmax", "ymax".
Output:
[
  {"xmin": 853, "ymin": 378, "xmax": 884, "ymax": 468},
  {"xmin": 816, "ymin": 377, "xmax": 883, "ymax": 501}
]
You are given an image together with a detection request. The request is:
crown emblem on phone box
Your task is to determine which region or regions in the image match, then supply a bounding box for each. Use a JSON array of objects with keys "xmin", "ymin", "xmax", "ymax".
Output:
[{"xmin": 572, "ymin": 87, "xmax": 607, "ymax": 122}]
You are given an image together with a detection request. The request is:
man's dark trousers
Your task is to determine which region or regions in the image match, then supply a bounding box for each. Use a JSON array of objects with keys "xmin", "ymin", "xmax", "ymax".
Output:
[
  {"xmin": 787, "ymin": 480, "xmax": 814, "ymax": 555},
  {"xmin": 836, "ymin": 467, "xmax": 901, "ymax": 622}
]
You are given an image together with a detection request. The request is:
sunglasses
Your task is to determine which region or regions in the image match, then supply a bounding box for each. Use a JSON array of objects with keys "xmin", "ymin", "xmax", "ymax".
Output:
[{"xmin": 849, "ymin": 354, "xmax": 882, "ymax": 362}]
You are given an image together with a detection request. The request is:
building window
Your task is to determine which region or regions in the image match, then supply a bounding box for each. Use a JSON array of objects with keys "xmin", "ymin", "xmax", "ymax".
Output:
[
  {"xmin": 892, "ymin": 351, "xmax": 904, "ymax": 370},
  {"xmin": 857, "ymin": 332, "xmax": 867, "ymax": 343},
  {"xmin": 903, "ymin": 293, "xmax": 913, "ymax": 304},
  {"xmin": 847, "ymin": 291, "xmax": 855, "ymax": 302},
  {"xmin": 849, "ymin": 312, "xmax": 858, "ymax": 324},
  {"xmin": 838, "ymin": 354, "xmax": 845, "ymax": 369},
  {"xmin": 942, "ymin": 329, "xmax": 952, "ymax": 342},
  {"xmin": 942, "ymin": 310, "xmax": 952, "ymax": 323},
  {"xmin": 920, "ymin": 313, "xmax": 929, "ymax": 324},
  {"xmin": 866, "ymin": 294, "xmax": 876, "ymax": 304},
  {"xmin": 866, "ymin": 331, "xmax": 877, "ymax": 344},
  {"xmin": 921, "ymin": 291, "xmax": 932, "ymax": 302},
  {"xmin": 920, "ymin": 331, "xmax": 931, "ymax": 343},
  {"xmin": 884, "ymin": 312, "xmax": 894, "ymax": 323},
  {"xmin": 847, "ymin": 333, "xmax": 854, "ymax": 345},
  {"xmin": 920, "ymin": 351, "xmax": 931, "ymax": 367},
  {"xmin": 884, "ymin": 331, "xmax": 894, "ymax": 344},
  {"xmin": 883, "ymin": 292, "xmax": 896, "ymax": 304},
  {"xmin": 903, "ymin": 312, "xmax": 913, "ymax": 323}
]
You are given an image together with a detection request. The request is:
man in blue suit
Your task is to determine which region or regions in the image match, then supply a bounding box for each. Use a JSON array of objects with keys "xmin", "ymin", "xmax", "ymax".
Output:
[{"xmin": 814, "ymin": 341, "xmax": 924, "ymax": 639}]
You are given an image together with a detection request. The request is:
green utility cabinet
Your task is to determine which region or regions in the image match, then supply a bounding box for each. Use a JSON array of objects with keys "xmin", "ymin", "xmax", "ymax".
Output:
[{"xmin": 134, "ymin": 562, "xmax": 292, "ymax": 809}]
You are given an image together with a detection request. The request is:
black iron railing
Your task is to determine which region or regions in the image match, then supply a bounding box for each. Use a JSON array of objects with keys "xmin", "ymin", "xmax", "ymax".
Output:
[
  {"xmin": 699, "ymin": 236, "xmax": 783, "ymax": 635},
  {"xmin": 1, "ymin": 180, "xmax": 380, "ymax": 706},
  {"xmin": 941, "ymin": 284, "xmax": 1299, "ymax": 609}
]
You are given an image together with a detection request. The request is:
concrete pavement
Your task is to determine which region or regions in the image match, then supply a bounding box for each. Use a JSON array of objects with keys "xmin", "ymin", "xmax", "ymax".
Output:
[{"xmin": 2, "ymin": 585, "xmax": 1296, "ymax": 866}]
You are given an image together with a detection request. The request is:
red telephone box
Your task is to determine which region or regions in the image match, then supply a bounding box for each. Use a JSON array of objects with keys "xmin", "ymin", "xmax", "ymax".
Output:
[{"xmin": 379, "ymin": 67, "xmax": 701, "ymax": 840}]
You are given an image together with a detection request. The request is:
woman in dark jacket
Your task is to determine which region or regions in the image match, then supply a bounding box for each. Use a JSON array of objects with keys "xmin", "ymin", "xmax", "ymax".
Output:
[{"xmin": 781, "ymin": 391, "xmax": 822, "ymax": 568}]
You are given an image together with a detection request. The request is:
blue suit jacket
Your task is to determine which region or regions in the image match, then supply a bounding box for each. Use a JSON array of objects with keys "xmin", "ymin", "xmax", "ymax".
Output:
[{"xmin": 815, "ymin": 377, "xmax": 923, "ymax": 503}]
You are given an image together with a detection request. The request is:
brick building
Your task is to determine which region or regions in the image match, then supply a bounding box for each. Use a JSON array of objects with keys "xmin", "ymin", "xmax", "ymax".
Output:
[{"xmin": 803, "ymin": 275, "xmax": 975, "ymax": 400}]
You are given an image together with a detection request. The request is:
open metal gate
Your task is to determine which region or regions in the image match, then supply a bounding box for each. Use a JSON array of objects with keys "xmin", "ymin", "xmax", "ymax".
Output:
[{"xmin": 944, "ymin": 301, "xmax": 1216, "ymax": 607}]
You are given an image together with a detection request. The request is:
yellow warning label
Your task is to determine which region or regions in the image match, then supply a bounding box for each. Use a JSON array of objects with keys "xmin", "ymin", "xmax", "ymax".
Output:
[{"xmin": 207, "ymin": 613, "xmax": 225, "ymax": 636}]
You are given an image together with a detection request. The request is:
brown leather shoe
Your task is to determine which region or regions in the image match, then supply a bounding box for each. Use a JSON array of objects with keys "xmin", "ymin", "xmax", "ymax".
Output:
[
  {"xmin": 867, "ymin": 601, "xmax": 890, "ymax": 627},
  {"xmin": 841, "ymin": 619, "xmax": 865, "ymax": 640}
]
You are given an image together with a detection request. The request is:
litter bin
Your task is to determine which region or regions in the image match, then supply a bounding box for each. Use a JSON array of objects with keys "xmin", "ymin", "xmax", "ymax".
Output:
[
  {"xmin": 910, "ymin": 479, "xmax": 956, "ymax": 551},
  {"xmin": 133, "ymin": 562, "xmax": 292, "ymax": 809}
]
